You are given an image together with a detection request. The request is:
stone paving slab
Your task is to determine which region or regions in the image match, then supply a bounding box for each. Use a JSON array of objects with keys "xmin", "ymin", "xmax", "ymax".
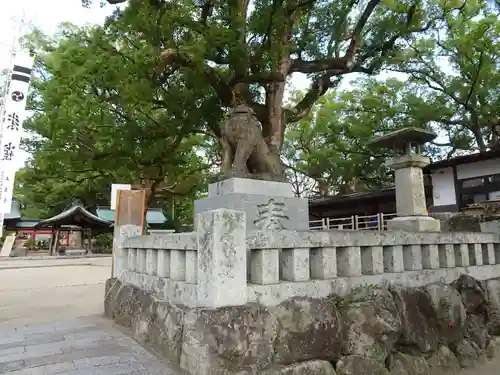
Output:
[
  {"xmin": 0, "ymin": 258, "xmax": 111, "ymax": 270},
  {"xmin": 0, "ymin": 316, "xmax": 181, "ymax": 375},
  {"xmin": 0, "ymin": 255, "xmax": 111, "ymax": 262}
]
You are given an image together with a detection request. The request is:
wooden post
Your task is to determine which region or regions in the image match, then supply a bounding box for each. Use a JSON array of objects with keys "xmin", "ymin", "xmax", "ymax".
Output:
[
  {"xmin": 51, "ymin": 227, "xmax": 60, "ymax": 256},
  {"xmin": 48, "ymin": 227, "xmax": 54, "ymax": 256},
  {"xmin": 55, "ymin": 229, "xmax": 60, "ymax": 255},
  {"xmin": 87, "ymin": 228, "xmax": 92, "ymax": 254}
]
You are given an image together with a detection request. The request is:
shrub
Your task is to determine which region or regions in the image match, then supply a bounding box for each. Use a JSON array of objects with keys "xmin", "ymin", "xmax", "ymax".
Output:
[
  {"xmin": 23, "ymin": 238, "xmax": 37, "ymax": 250},
  {"xmin": 93, "ymin": 233, "xmax": 113, "ymax": 254}
]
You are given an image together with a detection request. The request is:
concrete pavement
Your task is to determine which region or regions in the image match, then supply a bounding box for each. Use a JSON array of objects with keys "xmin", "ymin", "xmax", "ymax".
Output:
[
  {"xmin": 0, "ymin": 256, "xmax": 111, "ymax": 270},
  {"xmin": 0, "ymin": 257, "xmax": 111, "ymax": 327},
  {"xmin": 0, "ymin": 316, "xmax": 181, "ymax": 375},
  {"xmin": 0, "ymin": 257, "xmax": 182, "ymax": 375},
  {"xmin": 2, "ymin": 256, "xmax": 500, "ymax": 374}
]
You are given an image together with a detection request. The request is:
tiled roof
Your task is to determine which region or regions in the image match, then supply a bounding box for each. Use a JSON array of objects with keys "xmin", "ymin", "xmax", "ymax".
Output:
[{"xmin": 96, "ymin": 207, "xmax": 167, "ymax": 225}]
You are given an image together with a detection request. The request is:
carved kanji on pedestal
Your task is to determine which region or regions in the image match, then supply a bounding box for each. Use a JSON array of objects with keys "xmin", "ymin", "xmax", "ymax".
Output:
[{"xmin": 254, "ymin": 198, "xmax": 289, "ymax": 230}]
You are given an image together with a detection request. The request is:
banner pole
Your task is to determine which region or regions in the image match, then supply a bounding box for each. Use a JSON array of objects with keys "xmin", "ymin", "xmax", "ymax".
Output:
[
  {"xmin": 0, "ymin": 35, "xmax": 16, "ymax": 239},
  {"xmin": 0, "ymin": 12, "xmax": 33, "ymax": 237}
]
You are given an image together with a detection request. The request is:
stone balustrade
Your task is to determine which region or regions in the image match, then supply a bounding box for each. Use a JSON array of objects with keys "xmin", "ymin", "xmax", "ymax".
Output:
[
  {"xmin": 116, "ymin": 208, "xmax": 500, "ymax": 308},
  {"xmin": 119, "ymin": 232, "xmax": 199, "ymax": 305},
  {"xmin": 246, "ymin": 230, "xmax": 500, "ymax": 280},
  {"xmin": 125, "ymin": 232, "xmax": 197, "ymax": 282},
  {"xmin": 245, "ymin": 229, "xmax": 500, "ymax": 305}
]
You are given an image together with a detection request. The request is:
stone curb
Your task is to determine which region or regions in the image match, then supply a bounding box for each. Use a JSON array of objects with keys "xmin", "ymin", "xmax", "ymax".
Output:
[
  {"xmin": 0, "ymin": 263, "xmax": 109, "ymax": 270},
  {"xmin": 0, "ymin": 255, "xmax": 111, "ymax": 262}
]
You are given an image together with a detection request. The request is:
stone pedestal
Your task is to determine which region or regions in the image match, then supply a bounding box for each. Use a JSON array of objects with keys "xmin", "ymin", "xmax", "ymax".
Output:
[
  {"xmin": 386, "ymin": 154, "xmax": 441, "ymax": 232},
  {"xmin": 194, "ymin": 178, "xmax": 309, "ymax": 232},
  {"xmin": 387, "ymin": 216, "xmax": 441, "ymax": 231}
]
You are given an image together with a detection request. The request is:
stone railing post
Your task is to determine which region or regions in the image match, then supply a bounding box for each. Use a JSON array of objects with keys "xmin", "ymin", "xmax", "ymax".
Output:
[
  {"xmin": 113, "ymin": 224, "xmax": 142, "ymax": 277},
  {"xmin": 196, "ymin": 208, "xmax": 247, "ymax": 307}
]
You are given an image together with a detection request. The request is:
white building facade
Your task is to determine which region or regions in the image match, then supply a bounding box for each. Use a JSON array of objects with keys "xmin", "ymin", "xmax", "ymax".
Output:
[{"xmin": 427, "ymin": 151, "xmax": 500, "ymax": 213}]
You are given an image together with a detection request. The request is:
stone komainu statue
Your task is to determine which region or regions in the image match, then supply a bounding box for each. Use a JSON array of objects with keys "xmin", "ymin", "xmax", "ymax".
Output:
[{"xmin": 218, "ymin": 104, "xmax": 283, "ymax": 181}]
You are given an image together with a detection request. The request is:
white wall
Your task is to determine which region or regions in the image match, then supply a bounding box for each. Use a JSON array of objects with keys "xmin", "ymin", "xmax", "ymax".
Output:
[
  {"xmin": 430, "ymin": 157, "xmax": 500, "ymax": 208},
  {"xmin": 456, "ymin": 158, "xmax": 500, "ymax": 180},
  {"xmin": 431, "ymin": 167, "xmax": 456, "ymax": 206}
]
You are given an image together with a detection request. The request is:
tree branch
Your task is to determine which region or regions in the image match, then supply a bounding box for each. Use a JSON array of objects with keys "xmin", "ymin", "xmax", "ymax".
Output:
[
  {"xmin": 229, "ymin": 71, "xmax": 285, "ymax": 85},
  {"xmin": 464, "ymin": 49, "xmax": 485, "ymax": 109},
  {"xmin": 289, "ymin": 57, "xmax": 352, "ymax": 74},
  {"xmin": 156, "ymin": 48, "xmax": 233, "ymax": 105},
  {"xmin": 346, "ymin": 0, "xmax": 381, "ymax": 60},
  {"xmin": 288, "ymin": 1, "xmax": 431, "ymax": 122},
  {"xmin": 290, "ymin": 0, "xmax": 380, "ymax": 75},
  {"xmin": 287, "ymin": 74, "xmax": 341, "ymax": 122}
]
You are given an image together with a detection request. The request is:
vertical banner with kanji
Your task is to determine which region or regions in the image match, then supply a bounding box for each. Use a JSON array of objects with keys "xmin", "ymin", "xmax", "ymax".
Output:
[{"xmin": 0, "ymin": 52, "xmax": 34, "ymax": 214}]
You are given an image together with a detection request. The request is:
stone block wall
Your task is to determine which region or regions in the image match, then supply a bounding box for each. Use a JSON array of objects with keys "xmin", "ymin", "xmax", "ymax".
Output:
[
  {"xmin": 105, "ymin": 274, "xmax": 500, "ymax": 375},
  {"xmin": 106, "ymin": 208, "xmax": 500, "ymax": 374}
]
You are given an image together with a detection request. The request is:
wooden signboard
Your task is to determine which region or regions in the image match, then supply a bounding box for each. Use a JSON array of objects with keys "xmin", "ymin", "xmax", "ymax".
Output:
[
  {"xmin": 112, "ymin": 189, "xmax": 147, "ymax": 277},
  {"xmin": 115, "ymin": 189, "xmax": 147, "ymax": 227}
]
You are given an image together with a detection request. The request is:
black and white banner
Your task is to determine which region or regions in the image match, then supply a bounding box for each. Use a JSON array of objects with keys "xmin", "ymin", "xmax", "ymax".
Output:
[{"xmin": 0, "ymin": 52, "xmax": 34, "ymax": 213}]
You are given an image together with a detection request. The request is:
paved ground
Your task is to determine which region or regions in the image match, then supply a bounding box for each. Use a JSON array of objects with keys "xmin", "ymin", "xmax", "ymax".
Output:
[
  {"xmin": 1, "ymin": 256, "xmax": 500, "ymax": 375},
  {"xmin": 0, "ymin": 257, "xmax": 111, "ymax": 327},
  {"xmin": 0, "ymin": 257, "xmax": 182, "ymax": 375}
]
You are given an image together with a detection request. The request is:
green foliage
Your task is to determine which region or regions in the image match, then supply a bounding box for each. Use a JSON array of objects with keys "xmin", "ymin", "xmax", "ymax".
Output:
[
  {"xmin": 283, "ymin": 1, "xmax": 500, "ymax": 195},
  {"xmin": 84, "ymin": 0, "xmax": 442, "ymax": 161},
  {"xmin": 25, "ymin": 0, "xmax": 440, "ymax": 210},
  {"xmin": 23, "ymin": 238, "xmax": 36, "ymax": 250},
  {"xmin": 22, "ymin": 238, "xmax": 48, "ymax": 251},
  {"xmin": 93, "ymin": 233, "xmax": 113, "ymax": 254},
  {"xmin": 389, "ymin": 0, "xmax": 500, "ymax": 152},
  {"xmin": 37, "ymin": 240, "xmax": 50, "ymax": 250},
  {"xmin": 17, "ymin": 0, "xmax": 498, "ymax": 210},
  {"xmin": 16, "ymin": 21, "xmax": 212, "ymax": 218},
  {"xmin": 283, "ymin": 84, "xmax": 405, "ymax": 196}
]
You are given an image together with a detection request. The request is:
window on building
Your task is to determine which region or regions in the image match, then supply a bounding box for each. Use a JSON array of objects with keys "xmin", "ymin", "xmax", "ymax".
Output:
[
  {"xmin": 488, "ymin": 174, "xmax": 500, "ymax": 183},
  {"xmin": 489, "ymin": 191, "xmax": 500, "ymax": 200},
  {"xmin": 461, "ymin": 178, "xmax": 485, "ymax": 188},
  {"xmin": 458, "ymin": 172, "xmax": 500, "ymax": 209}
]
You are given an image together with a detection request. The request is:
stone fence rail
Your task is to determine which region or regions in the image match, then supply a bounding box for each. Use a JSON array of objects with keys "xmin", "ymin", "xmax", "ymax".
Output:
[
  {"xmin": 117, "ymin": 209, "xmax": 500, "ymax": 308},
  {"xmin": 125, "ymin": 233, "xmax": 197, "ymax": 278},
  {"xmin": 246, "ymin": 230, "xmax": 500, "ymax": 281}
]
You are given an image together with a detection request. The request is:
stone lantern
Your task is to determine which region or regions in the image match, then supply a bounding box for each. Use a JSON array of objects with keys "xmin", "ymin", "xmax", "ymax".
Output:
[{"xmin": 369, "ymin": 127, "xmax": 441, "ymax": 232}]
